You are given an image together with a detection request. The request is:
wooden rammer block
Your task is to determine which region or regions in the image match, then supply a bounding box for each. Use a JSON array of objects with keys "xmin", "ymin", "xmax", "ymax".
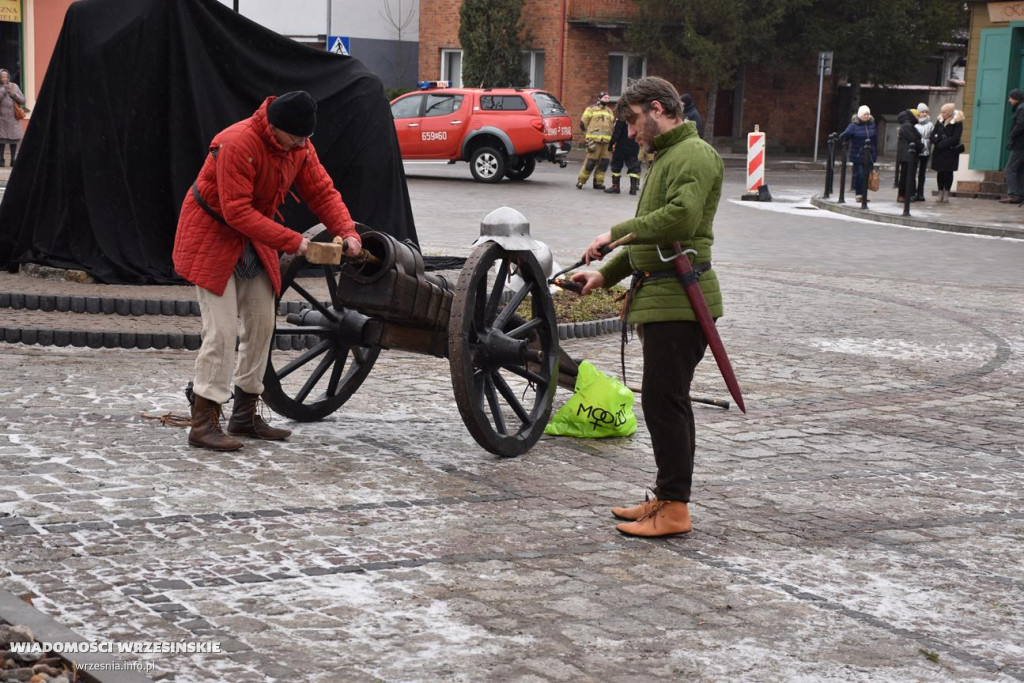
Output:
[{"xmin": 305, "ymin": 241, "xmax": 344, "ymax": 265}]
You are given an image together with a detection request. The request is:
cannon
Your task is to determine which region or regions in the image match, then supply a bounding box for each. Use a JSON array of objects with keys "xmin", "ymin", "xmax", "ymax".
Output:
[{"xmin": 262, "ymin": 207, "xmax": 577, "ymax": 458}]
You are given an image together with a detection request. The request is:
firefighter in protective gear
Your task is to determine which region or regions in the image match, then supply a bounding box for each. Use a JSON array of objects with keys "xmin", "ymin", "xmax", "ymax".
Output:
[
  {"xmin": 605, "ymin": 116, "xmax": 641, "ymax": 195},
  {"xmin": 576, "ymin": 92, "xmax": 615, "ymax": 189}
]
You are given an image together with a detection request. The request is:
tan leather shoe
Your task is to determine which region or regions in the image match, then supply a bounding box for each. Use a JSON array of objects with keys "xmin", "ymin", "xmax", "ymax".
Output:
[
  {"xmin": 615, "ymin": 500, "xmax": 692, "ymax": 537},
  {"xmin": 611, "ymin": 494, "xmax": 658, "ymax": 521}
]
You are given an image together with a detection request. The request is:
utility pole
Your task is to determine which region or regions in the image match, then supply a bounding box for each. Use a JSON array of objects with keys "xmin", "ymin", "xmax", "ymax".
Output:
[
  {"xmin": 326, "ymin": 0, "xmax": 332, "ymax": 50},
  {"xmin": 814, "ymin": 51, "xmax": 832, "ymax": 163},
  {"xmin": 233, "ymin": 0, "xmax": 239, "ymax": 11}
]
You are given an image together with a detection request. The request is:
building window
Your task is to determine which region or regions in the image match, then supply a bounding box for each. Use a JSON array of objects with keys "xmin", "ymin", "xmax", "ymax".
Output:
[
  {"xmin": 521, "ymin": 50, "xmax": 545, "ymax": 88},
  {"xmin": 441, "ymin": 49, "xmax": 463, "ymax": 88},
  {"xmin": 608, "ymin": 54, "xmax": 646, "ymax": 97}
]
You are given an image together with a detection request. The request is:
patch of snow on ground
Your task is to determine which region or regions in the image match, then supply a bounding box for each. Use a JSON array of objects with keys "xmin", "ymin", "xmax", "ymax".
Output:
[{"xmin": 805, "ymin": 337, "xmax": 989, "ymax": 362}]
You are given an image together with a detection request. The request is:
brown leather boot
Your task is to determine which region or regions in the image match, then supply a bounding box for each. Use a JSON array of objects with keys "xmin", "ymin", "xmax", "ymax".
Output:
[
  {"xmin": 615, "ymin": 500, "xmax": 692, "ymax": 537},
  {"xmin": 189, "ymin": 395, "xmax": 243, "ymax": 451},
  {"xmin": 611, "ymin": 493, "xmax": 658, "ymax": 521},
  {"xmin": 227, "ymin": 388, "xmax": 291, "ymax": 440}
]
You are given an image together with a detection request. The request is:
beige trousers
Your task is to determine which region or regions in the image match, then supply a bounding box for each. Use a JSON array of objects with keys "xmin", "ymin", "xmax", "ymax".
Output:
[{"xmin": 193, "ymin": 271, "xmax": 276, "ymax": 405}]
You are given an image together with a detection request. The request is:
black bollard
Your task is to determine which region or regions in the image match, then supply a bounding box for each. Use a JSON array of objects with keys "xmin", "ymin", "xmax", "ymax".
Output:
[
  {"xmin": 824, "ymin": 132, "xmax": 836, "ymax": 198},
  {"xmin": 837, "ymin": 138, "xmax": 849, "ymax": 204},
  {"xmin": 861, "ymin": 138, "xmax": 873, "ymax": 209}
]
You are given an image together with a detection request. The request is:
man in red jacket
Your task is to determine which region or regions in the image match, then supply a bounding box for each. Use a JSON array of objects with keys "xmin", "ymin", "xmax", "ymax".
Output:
[{"xmin": 173, "ymin": 91, "xmax": 361, "ymax": 451}]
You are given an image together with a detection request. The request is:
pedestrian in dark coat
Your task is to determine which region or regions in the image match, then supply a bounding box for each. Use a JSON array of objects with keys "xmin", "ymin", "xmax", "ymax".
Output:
[
  {"xmin": 929, "ymin": 103, "xmax": 963, "ymax": 203},
  {"xmin": 680, "ymin": 93, "xmax": 704, "ymax": 137},
  {"xmin": 1000, "ymin": 88, "xmax": 1024, "ymax": 203},
  {"xmin": 604, "ymin": 117, "xmax": 641, "ymax": 195},
  {"xmin": 838, "ymin": 105, "xmax": 877, "ymax": 202},
  {"xmin": 895, "ymin": 109, "xmax": 922, "ymax": 202}
]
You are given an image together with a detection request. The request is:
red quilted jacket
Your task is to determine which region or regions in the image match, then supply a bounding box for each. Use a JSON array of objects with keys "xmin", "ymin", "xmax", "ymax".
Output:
[{"xmin": 173, "ymin": 97, "xmax": 357, "ymax": 296}]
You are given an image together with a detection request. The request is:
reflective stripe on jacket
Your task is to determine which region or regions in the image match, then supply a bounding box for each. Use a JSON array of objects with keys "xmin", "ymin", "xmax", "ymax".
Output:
[{"xmin": 582, "ymin": 104, "xmax": 615, "ymax": 142}]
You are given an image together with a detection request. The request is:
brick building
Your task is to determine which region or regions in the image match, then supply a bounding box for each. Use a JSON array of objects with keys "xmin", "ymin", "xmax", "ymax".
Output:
[{"xmin": 418, "ymin": 0, "xmax": 839, "ymax": 153}]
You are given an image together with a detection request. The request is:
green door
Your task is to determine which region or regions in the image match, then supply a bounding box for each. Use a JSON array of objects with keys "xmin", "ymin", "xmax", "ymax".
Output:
[{"xmin": 971, "ymin": 28, "xmax": 1014, "ymax": 170}]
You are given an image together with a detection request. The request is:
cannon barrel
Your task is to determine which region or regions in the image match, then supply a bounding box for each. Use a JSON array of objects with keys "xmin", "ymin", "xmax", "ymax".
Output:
[{"xmin": 334, "ymin": 231, "xmax": 453, "ymax": 330}]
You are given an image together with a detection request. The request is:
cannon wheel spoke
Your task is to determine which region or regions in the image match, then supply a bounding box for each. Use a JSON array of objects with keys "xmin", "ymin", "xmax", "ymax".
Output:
[
  {"xmin": 448, "ymin": 241, "xmax": 559, "ymax": 457},
  {"xmin": 262, "ymin": 226, "xmax": 379, "ymax": 422}
]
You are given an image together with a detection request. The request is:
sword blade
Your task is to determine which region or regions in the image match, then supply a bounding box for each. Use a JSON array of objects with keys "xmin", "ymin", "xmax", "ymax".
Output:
[{"xmin": 670, "ymin": 242, "xmax": 746, "ymax": 413}]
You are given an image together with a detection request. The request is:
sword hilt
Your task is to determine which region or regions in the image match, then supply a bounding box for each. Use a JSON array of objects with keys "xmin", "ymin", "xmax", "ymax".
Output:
[{"xmin": 656, "ymin": 245, "xmax": 696, "ymax": 263}]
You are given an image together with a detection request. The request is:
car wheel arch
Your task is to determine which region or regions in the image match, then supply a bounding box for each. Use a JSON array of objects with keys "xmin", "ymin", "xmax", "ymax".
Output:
[{"xmin": 461, "ymin": 128, "xmax": 514, "ymax": 160}]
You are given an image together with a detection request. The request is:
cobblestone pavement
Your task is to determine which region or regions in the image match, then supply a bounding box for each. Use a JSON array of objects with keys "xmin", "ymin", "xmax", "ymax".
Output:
[{"xmin": 1, "ymin": 165, "xmax": 1023, "ymax": 681}]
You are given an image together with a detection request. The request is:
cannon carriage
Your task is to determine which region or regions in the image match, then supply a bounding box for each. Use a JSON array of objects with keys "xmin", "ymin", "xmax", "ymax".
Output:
[{"xmin": 261, "ymin": 208, "xmax": 576, "ymax": 458}]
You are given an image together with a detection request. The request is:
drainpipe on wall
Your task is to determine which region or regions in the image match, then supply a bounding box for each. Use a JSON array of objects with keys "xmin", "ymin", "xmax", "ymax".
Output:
[
  {"xmin": 558, "ymin": 0, "xmax": 566, "ymax": 100},
  {"xmin": 23, "ymin": 0, "xmax": 34, "ymax": 105}
]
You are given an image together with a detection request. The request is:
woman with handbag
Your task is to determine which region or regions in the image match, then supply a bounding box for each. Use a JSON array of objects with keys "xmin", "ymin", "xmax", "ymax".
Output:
[
  {"xmin": 0, "ymin": 68, "xmax": 26, "ymax": 167},
  {"xmin": 838, "ymin": 105, "xmax": 878, "ymax": 203},
  {"xmin": 930, "ymin": 103, "xmax": 964, "ymax": 203}
]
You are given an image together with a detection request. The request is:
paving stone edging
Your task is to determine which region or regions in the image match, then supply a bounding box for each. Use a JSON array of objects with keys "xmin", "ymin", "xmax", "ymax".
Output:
[
  {"xmin": 810, "ymin": 195, "xmax": 1024, "ymax": 239},
  {"xmin": 0, "ymin": 286, "xmax": 624, "ymax": 350},
  {"xmin": 0, "ymin": 317, "xmax": 623, "ymax": 350},
  {"xmin": 0, "ymin": 588, "xmax": 153, "ymax": 683},
  {"xmin": 0, "ymin": 292, "xmax": 325, "ymax": 317}
]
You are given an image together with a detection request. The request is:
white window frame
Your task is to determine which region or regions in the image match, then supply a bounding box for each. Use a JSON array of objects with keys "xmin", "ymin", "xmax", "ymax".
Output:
[
  {"xmin": 608, "ymin": 53, "xmax": 647, "ymax": 97},
  {"xmin": 441, "ymin": 49, "xmax": 463, "ymax": 88},
  {"xmin": 521, "ymin": 50, "xmax": 545, "ymax": 89}
]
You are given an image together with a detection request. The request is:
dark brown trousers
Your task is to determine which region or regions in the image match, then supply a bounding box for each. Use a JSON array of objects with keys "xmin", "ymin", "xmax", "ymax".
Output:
[{"xmin": 639, "ymin": 321, "xmax": 708, "ymax": 502}]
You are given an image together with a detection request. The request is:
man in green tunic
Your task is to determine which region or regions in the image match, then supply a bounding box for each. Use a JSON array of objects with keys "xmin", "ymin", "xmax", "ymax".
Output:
[{"xmin": 572, "ymin": 76, "xmax": 724, "ymax": 537}]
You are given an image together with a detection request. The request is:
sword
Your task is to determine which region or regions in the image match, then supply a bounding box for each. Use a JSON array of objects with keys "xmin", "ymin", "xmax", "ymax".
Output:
[{"xmin": 663, "ymin": 243, "xmax": 746, "ymax": 414}]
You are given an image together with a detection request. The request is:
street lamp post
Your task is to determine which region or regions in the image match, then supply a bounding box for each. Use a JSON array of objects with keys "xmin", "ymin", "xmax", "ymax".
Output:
[{"xmin": 814, "ymin": 51, "xmax": 832, "ymax": 163}]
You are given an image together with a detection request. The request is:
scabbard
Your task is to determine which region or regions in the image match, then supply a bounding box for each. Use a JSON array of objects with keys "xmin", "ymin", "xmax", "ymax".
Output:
[{"xmin": 670, "ymin": 242, "xmax": 746, "ymax": 413}]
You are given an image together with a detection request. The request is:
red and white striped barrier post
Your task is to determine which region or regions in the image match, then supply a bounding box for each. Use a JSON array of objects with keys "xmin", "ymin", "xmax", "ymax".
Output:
[{"xmin": 742, "ymin": 125, "xmax": 772, "ymax": 201}]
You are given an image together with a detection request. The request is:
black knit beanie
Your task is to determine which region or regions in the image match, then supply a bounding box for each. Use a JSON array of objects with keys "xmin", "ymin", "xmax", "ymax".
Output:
[
  {"xmin": 1009, "ymin": 88, "xmax": 1024, "ymax": 102},
  {"xmin": 268, "ymin": 91, "xmax": 317, "ymax": 137}
]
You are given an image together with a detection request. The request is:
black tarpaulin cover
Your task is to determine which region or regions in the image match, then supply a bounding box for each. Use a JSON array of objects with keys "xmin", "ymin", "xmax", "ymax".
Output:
[{"xmin": 0, "ymin": 0, "xmax": 416, "ymax": 284}]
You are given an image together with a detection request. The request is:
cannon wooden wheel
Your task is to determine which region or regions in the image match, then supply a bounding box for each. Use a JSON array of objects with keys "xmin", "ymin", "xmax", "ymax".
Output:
[
  {"xmin": 448, "ymin": 242, "xmax": 559, "ymax": 457},
  {"xmin": 262, "ymin": 227, "xmax": 380, "ymax": 422}
]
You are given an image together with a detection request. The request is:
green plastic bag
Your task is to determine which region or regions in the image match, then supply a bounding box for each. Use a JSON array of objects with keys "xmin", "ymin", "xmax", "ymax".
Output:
[{"xmin": 545, "ymin": 361, "xmax": 637, "ymax": 438}]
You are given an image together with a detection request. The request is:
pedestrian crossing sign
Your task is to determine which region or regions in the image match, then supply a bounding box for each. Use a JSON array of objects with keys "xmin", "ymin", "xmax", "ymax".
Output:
[{"xmin": 328, "ymin": 36, "xmax": 350, "ymax": 56}]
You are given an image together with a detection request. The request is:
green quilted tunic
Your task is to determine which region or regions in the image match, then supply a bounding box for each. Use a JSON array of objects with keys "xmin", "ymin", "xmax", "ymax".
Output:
[{"xmin": 599, "ymin": 121, "xmax": 724, "ymax": 324}]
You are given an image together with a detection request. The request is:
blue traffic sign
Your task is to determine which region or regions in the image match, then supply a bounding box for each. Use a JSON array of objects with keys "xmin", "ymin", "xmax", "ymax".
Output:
[{"xmin": 328, "ymin": 35, "xmax": 350, "ymax": 56}]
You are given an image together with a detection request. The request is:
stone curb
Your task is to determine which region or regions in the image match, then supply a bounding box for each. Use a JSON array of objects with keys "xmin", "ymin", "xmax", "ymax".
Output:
[
  {"xmin": 0, "ymin": 318, "xmax": 625, "ymax": 350},
  {"xmin": 810, "ymin": 195, "xmax": 1024, "ymax": 240},
  {"xmin": 0, "ymin": 293, "xmax": 329, "ymax": 317},
  {"xmin": 0, "ymin": 588, "xmax": 153, "ymax": 683}
]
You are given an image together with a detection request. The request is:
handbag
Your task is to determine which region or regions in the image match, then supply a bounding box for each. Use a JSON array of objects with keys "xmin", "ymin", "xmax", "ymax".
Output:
[
  {"xmin": 12, "ymin": 101, "xmax": 24, "ymax": 120},
  {"xmin": 867, "ymin": 169, "xmax": 880, "ymax": 192}
]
